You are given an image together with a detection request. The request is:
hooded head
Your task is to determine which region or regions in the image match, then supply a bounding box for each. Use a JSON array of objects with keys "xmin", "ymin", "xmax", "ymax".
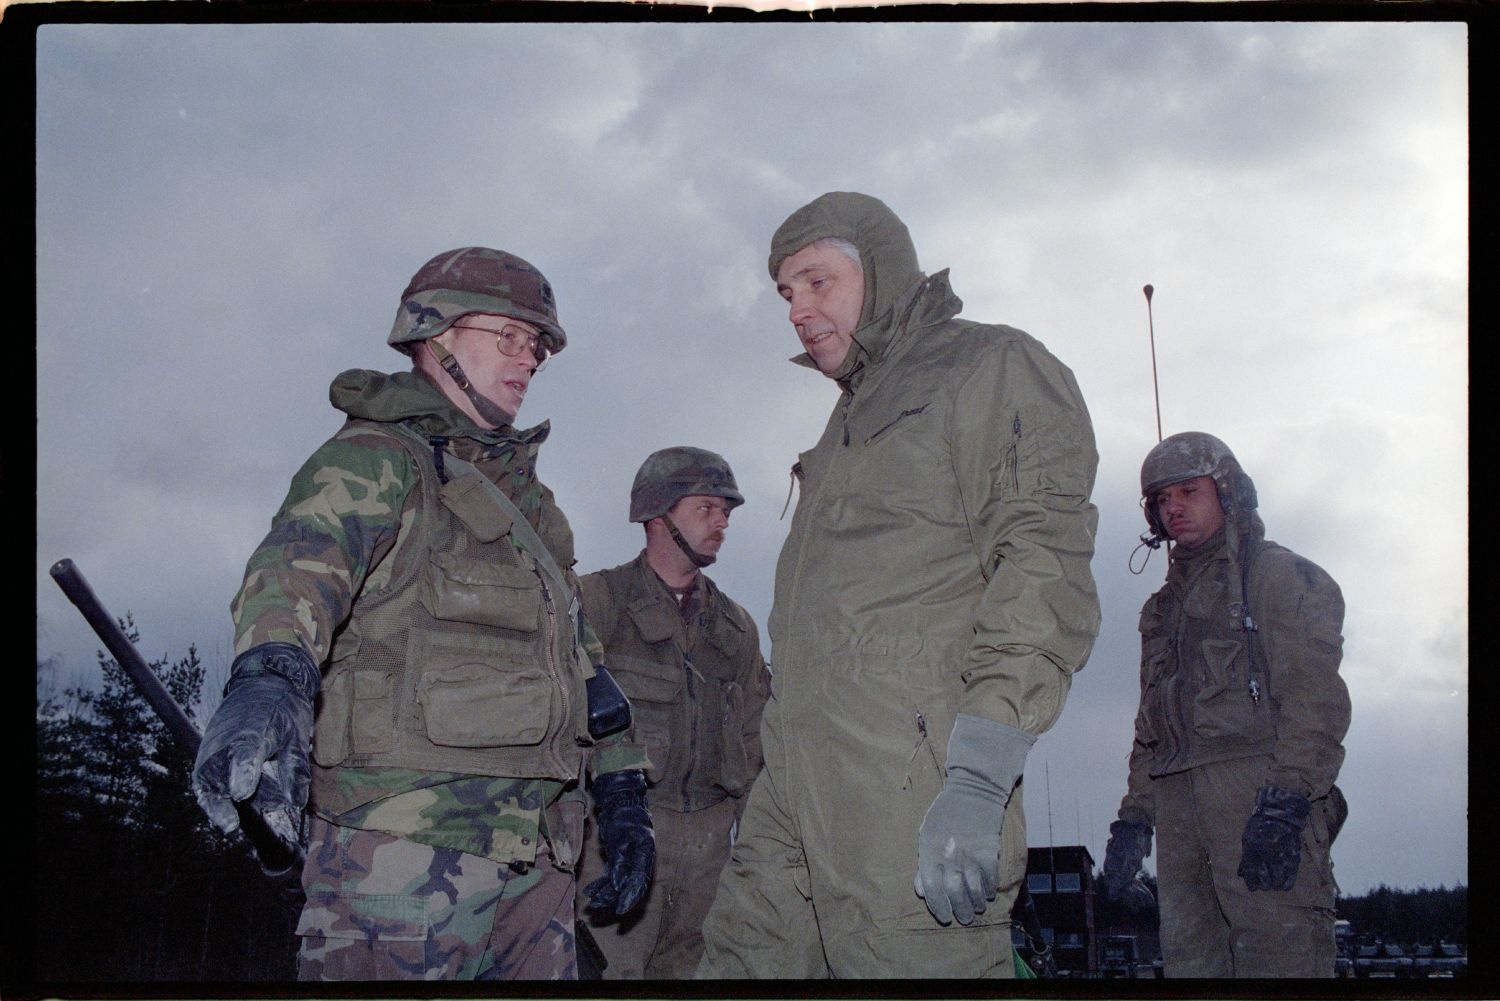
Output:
[{"xmin": 769, "ymin": 192, "xmax": 924, "ymax": 335}]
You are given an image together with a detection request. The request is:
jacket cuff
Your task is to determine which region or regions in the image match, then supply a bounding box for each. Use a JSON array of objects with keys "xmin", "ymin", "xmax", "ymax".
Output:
[
  {"xmin": 588, "ymin": 730, "xmax": 653, "ymax": 779},
  {"xmin": 226, "ymin": 641, "xmax": 320, "ymax": 701},
  {"xmin": 946, "ymin": 713, "xmax": 1037, "ymax": 797}
]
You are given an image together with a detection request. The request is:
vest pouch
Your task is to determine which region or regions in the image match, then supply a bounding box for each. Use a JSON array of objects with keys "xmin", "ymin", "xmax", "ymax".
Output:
[
  {"xmin": 311, "ymin": 669, "xmax": 353, "ymax": 767},
  {"xmin": 422, "ymin": 552, "xmax": 542, "ymax": 632},
  {"xmin": 1192, "ymin": 637, "xmax": 1261, "ymax": 739},
  {"xmin": 415, "ymin": 643, "xmax": 554, "ymax": 748},
  {"xmin": 541, "ymin": 788, "xmax": 588, "ymax": 872},
  {"xmin": 437, "ymin": 470, "xmax": 513, "ymax": 543}
]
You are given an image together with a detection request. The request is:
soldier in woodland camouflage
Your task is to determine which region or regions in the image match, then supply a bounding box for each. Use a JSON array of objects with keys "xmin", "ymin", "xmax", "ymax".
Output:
[
  {"xmin": 576, "ymin": 448, "xmax": 770, "ymax": 978},
  {"xmin": 192, "ymin": 247, "xmax": 654, "ymax": 981}
]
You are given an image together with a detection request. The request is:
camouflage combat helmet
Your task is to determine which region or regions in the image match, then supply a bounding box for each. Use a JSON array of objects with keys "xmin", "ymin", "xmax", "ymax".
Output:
[
  {"xmin": 630, "ymin": 447, "xmax": 744, "ymax": 523},
  {"xmin": 388, "ymin": 246, "xmax": 566, "ymax": 357},
  {"xmin": 1140, "ymin": 431, "xmax": 1258, "ymax": 539}
]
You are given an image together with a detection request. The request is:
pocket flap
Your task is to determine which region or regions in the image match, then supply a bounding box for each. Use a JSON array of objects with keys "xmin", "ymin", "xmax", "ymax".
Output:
[
  {"xmin": 296, "ymin": 891, "xmax": 430, "ymax": 942},
  {"xmin": 609, "ymin": 653, "xmax": 683, "ymax": 703},
  {"xmin": 626, "ymin": 596, "xmax": 680, "ymax": 644},
  {"xmin": 426, "ymin": 553, "xmax": 541, "ymax": 632},
  {"xmin": 438, "ymin": 472, "xmax": 513, "ymax": 543},
  {"xmin": 417, "ymin": 654, "xmax": 552, "ymax": 747}
]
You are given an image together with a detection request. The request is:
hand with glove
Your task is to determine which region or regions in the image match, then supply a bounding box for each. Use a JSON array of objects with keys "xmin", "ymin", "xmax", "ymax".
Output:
[
  {"xmin": 583, "ymin": 769, "xmax": 656, "ymax": 916},
  {"xmin": 913, "ymin": 714, "xmax": 1035, "ymax": 926},
  {"xmin": 1101, "ymin": 818, "xmax": 1153, "ymax": 900},
  {"xmin": 1237, "ymin": 786, "xmax": 1311, "ymax": 892},
  {"xmin": 192, "ymin": 642, "xmax": 319, "ymax": 856}
]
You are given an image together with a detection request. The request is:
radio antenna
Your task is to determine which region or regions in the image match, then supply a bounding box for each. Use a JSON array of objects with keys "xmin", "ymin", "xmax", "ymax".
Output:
[
  {"xmin": 1130, "ymin": 283, "xmax": 1169, "ymax": 575},
  {"xmin": 1144, "ymin": 284, "xmax": 1162, "ymax": 443}
]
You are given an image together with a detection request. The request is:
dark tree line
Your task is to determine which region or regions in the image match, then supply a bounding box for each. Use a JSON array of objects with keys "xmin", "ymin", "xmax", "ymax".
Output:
[
  {"xmin": 33, "ymin": 620, "xmax": 299, "ymax": 983},
  {"xmin": 1337, "ymin": 883, "xmax": 1468, "ymax": 949}
]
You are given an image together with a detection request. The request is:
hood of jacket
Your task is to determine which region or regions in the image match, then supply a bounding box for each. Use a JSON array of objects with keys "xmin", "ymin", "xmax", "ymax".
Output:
[
  {"xmin": 327, "ymin": 368, "xmax": 550, "ymax": 447},
  {"xmin": 769, "ymin": 191, "xmax": 962, "ymax": 389}
]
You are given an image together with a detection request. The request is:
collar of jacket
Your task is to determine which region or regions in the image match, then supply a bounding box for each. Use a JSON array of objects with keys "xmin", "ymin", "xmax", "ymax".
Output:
[
  {"xmin": 328, "ymin": 367, "xmax": 551, "ymax": 451},
  {"xmin": 789, "ymin": 268, "xmax": 963, "ymax": 394},
  {"xmin": 1167, "ymin": 511, "xmax": 1267, "ymax": 582},
  {"xmin": 633, "ymin": 550, "xmax": 720, "ymax": 612}
]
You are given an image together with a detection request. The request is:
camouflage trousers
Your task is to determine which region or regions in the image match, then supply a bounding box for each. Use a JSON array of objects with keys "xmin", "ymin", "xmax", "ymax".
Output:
[
  {"xmin": 1154, "ymin": 756, "xmax": 1338, "ymax": 978},
  {"xmin": 579, "ymin": 796, "xmax": 739, "ymax": 978},
  {"xmin": 295, "ymin": 816, "xmax": 578, "ymax": 980}
]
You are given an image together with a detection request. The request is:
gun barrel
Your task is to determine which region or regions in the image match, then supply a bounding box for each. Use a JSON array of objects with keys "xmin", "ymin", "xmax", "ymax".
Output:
[
  {"xmin": 48, "ymin": 558, "xmax": 303, "ymax": 877},
  {"xmin": 50, "ymin": 558, "xmax": 202, "ymax": 752}
]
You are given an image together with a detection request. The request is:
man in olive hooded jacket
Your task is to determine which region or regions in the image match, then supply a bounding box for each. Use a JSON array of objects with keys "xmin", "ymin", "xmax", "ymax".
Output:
[{"xmin": 696, "ymin": 193, "xmax": 1100, "ymax": 978}]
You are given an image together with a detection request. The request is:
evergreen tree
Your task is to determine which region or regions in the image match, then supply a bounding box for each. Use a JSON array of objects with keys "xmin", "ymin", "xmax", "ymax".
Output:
[{"xmin": 35, "ymin": 619, "xmax": 299, "ymax": 982}]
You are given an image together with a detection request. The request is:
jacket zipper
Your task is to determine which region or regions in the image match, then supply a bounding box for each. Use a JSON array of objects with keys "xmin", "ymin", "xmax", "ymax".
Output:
[
  {"xmin": 537, "ymin": 573, "xmax": 570, "ymax": 774},
  {"xmin": 1008, "ymin": 414, "xmax": 1022, "ymax": 493}
]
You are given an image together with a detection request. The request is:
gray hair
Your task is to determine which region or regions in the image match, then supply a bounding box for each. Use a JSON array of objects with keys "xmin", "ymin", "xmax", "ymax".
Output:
[{"xmin": 815, "ymin": 237, "xmax": 862, "ymax": 272}]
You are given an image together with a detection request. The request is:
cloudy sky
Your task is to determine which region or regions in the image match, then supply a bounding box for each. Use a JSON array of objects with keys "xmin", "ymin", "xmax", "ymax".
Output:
[{"xmin": 32, "ymin": 16, "xmax": 1467, "ymax": 899}]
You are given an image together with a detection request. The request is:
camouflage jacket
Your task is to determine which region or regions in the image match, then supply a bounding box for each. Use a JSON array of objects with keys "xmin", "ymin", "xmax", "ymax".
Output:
[
  {"xmin": 1117, "ymin": 522, "xmax": 1350, "ymax": 828},
  {"xmin": 232, "ymin": 368, "xmax": 645, "ymax": 865},
  {"xmin": 580, "ymin": 554, "xmax": 769, "ymax": 813}
]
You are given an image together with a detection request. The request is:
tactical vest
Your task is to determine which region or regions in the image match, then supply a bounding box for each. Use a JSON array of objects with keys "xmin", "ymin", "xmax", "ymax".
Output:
[
  {"xmin": 583, "ymin": 557, "xmax": 761, "ymax": 813},
  {"xmin": 1137, "ymin": 538, "xmax": 1278, "ymax": 777},
  {"xmin": 309, "ymin": 419, "xmax": 592, "ymax": 794}
]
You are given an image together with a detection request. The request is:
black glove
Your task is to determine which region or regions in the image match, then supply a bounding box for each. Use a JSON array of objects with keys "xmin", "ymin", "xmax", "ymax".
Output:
[
  {"xmin": 192, "ymin": 642, "xmax": 318, "ymax": 850},
  {"xmin": 1237, "ymin": 786, "xmax": 1311, "ymax": 892},
  {"xmin": 583, "ymin": 769, "xmax": 655, "ymax": 916},
  {"xmin": 913, "ymin": 714, "xmax": 1035, "ymax": 926},
  {"xmin": 1101, "ymin": 819, "xmax": 1153, "ymax": 900}
]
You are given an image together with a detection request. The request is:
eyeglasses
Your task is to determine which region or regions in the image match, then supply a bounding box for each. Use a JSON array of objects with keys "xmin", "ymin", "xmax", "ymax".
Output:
[{"xmin": 452, "ymin": 322, "xmax": 550, "ymax": 372}]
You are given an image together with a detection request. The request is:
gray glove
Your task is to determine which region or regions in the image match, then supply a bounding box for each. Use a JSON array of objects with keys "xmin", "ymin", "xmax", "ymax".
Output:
[
  {"xmin": 913, "ymin": 714, "xmax": 1035, "ymax": 926},
  {"xmin": 1237, "ymin": 786, "xmax": 1311, "ymax": 891},
  {"xmin": 192, "ymin": 642, "xmax": 319, "ymax": 849},
  {"xmin": 1101, "ymin": 819, "xmax": 1153, "ymax": 900}
]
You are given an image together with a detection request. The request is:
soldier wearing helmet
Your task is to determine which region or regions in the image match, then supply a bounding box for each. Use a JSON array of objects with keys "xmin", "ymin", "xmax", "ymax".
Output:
[
  {"xmin": 192, "ymin": 247, "xmax": 653, "ymax": 981},
  {"xmin": 1101, "ymin": 432, "xmax": 1351, "ymax": 977},
  {"xmin": 576, "ymin": 447, "xmax": 770, "ymax": 979}
]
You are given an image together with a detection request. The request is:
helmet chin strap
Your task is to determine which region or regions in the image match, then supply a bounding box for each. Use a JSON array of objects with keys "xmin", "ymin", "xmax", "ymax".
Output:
[
  {"xmin": 662, "ymin": 514, "xmax": 716, "ymax": 568},
  {"xmin": 426, "ymin": 339, "xmax": 514, "ymax": 428}
]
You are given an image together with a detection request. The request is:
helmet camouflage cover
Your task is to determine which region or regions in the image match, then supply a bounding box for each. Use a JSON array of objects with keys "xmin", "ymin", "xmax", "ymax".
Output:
[
  {"xmin": 630, "ymin": 447, "xmax": 745, "ymax": 523},
  {"xmin": 1140, "ymin": 431, "xmax": 1257, "ymax": 538},
  {"xmin": 388, "ymin": 247, "xmax": 566, "ymax": 356}
]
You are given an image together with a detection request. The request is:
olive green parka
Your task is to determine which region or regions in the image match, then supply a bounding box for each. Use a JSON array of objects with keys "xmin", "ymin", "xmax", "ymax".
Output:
[{"xmin": 699, "ymin": 193, "xmax": 1100, "ymax": 977}]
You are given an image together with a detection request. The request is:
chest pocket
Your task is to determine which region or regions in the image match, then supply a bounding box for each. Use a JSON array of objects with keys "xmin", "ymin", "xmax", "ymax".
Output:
[
  {"xmin": 422, "ymin": 470, "xmax": 543, "ymax": 633},
  {"xmin": 421, "ymin": 553, "xmax": 542, "ymax": 633},
  {"xmin": 608, "ymin": 651, "xmax": 683, "ymax": 780},
  {"xmin": 700, "ymin": 604, "xmax": 748, "ymax": 681},
  {"xmin": 863, "ymin": 402, "xmax": 930, "ymax": 445},
  {"xmin": 1136, "ymin": 599, "xmax": 1170, "ymax": 748}
]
